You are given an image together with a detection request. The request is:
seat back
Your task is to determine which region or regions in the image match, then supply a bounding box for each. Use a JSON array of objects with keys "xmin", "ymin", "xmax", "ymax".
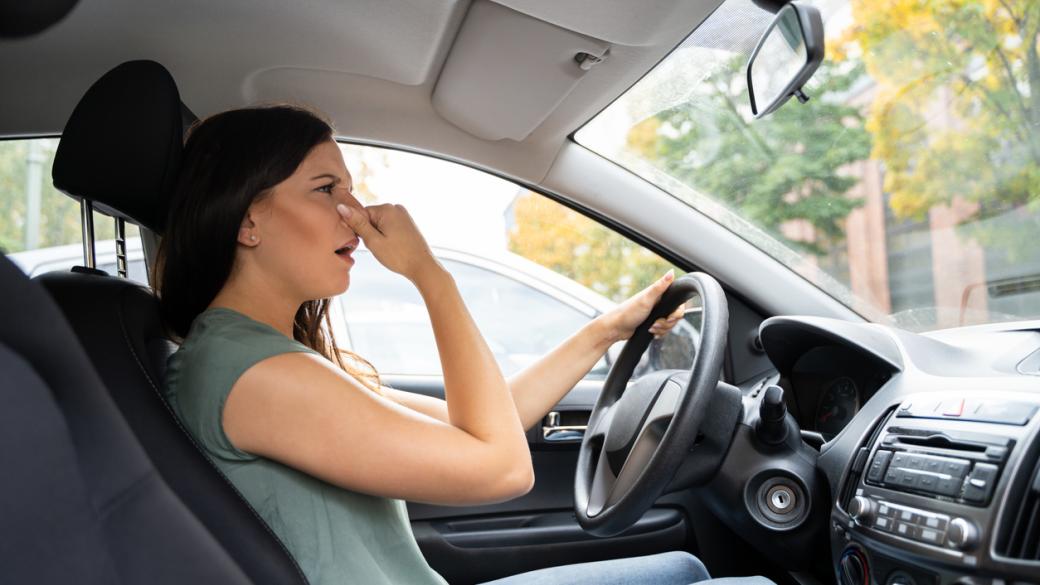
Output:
[
  {"xmin": 0, "ymin": 254, "xmax": 253, "ymax": 584},
  {"xmin": 37, "ymin": 60, "xmax": 309, "ymax": 585}
]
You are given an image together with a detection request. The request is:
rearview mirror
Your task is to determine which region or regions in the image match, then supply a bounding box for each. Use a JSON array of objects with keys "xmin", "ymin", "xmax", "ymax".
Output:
[{"xmin": 746, "ymin": 2, "xmax": 824, "ymax": 118}]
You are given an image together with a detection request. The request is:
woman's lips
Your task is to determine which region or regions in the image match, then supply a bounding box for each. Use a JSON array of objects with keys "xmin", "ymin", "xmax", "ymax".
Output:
[
  {"xmin": 334, "ymin": 236, "xmax": 359, "ymax": 266},
  {"xmin": 335, "ymin": 249, "xmax": 355, "ymax": 265}
]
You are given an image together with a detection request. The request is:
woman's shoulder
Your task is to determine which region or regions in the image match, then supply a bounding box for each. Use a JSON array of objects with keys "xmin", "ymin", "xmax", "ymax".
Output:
[
  {"xmin": 165, "ymin": 307, "xmax": 321, "ymax": 394},
  {"xmin": 182, "ymin": 308, "xmax": 317, "ymax": 354},
  {"xmin": 163, "ymin": 307, "xmax": 322, "ymax": 460}
]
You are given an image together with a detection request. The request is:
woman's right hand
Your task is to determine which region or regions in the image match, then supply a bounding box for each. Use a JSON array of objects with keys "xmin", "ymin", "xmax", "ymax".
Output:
[{"xmin": 337, "ymin": 202, "xmax": 440, "ymax": 283}]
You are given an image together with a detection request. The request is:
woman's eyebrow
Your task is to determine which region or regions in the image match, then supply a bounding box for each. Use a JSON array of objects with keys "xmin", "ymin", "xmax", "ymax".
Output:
[{"xmin": 309, "ymin": 173, "xmax": 342, "ymax": 183}]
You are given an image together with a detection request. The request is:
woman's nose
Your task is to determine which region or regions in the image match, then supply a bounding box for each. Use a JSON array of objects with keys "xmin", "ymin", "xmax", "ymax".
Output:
[{"xmin": 329, "ymin": 186, "xmax": 356, "ymax": 207}]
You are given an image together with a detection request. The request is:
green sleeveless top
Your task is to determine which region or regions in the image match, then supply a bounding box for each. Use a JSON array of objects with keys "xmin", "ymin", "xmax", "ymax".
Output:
[{"xmin": 162, "ymin": 307, "xmax": 448, "ymax": 585}]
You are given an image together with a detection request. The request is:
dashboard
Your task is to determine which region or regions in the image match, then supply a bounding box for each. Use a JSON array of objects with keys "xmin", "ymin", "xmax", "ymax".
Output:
[{"xmin": 756, "ymin": 316, "xmax": 1040, "ymax": 585}]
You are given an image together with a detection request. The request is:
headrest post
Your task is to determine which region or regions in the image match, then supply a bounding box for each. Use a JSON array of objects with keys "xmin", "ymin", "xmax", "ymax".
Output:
[
  {"xmin": 80, "ymin": 199, "xmax": 96, "ymax": 269},
  {"xmin": 115, "ymin": 217, "xmax": 128, "ymax": 278}
]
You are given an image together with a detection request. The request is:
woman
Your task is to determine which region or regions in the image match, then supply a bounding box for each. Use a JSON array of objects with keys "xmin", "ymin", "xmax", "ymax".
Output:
[{"xmin": 158, "ymin": 105, "xmax": 768, "ymax": 585}]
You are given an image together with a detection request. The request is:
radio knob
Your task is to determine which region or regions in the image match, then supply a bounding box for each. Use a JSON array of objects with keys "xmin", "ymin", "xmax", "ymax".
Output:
[
  {"xmin": 848, "ymin": 496, "xmax": 875, "ymax": 524},
  {"xmin": 947, "ymin": 518, "xmax": 978, "ymax": 550}
]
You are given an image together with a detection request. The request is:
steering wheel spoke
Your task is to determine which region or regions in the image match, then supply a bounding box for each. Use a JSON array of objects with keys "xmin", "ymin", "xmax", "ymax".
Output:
[
  {"xmin": 586, "ymin": 440, "xmax": 616, "ymax": 516},
  {"xmin": 586, "ymin": 402, "xmax": 616, "ymax": 440}
]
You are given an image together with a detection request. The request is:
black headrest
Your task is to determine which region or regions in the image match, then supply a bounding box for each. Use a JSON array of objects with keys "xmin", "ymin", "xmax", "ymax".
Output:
[
  {"xmin": 0, "ymin": 0, "xmax": 79, "ymax": 38},
  {"xmin": 53, "ymin": 60, "xmax": 187, "ymax": 233}
]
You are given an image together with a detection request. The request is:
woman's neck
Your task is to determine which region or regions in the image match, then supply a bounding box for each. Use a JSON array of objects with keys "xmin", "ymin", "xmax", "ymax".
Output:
[{"xmin": 208, "ymin": 269, "xmax": 301, "ymax": 339}]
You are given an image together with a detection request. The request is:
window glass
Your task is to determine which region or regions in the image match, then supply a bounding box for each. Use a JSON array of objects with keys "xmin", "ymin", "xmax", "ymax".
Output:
[
  {"xmin": 336, "ymin": 143, "xmax": 690, "ymax": 378},
  {"xmin": 341, "ymin": 252, "xmax": 596, "ymax": 377},
  {"xmin": 576, "ymin": 0, "xmax": 1040, "ymax": 331},
  {"xmin": 1, "ymin": 138, "xmax": 142, "ymax": 279}
]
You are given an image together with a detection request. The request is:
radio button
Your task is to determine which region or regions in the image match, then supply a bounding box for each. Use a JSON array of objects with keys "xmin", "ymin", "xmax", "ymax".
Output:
[
  {"xmin": 921, "ymin": 457, "xmax": 942, "ymax": 473},
  {"xmin": 935, "ymin": 476, "xmax": 962, "ymax": 497},
  {"xmin": 922, "ymin": 515, "xmax": 947, "ymax": 531},
  {"xmin": 899, "ymin": 470, "xmax": 920, "ymax": 488},
  {"xmin": 962, "ymin": 463, "xmax": 999, "ymax": 503},
  {"xmin": 941, "ymin": 459, "xmax": 970, "ymax": 478},
  {"xmin": 918, "ymin": 473, "xmax": 937, "ymax": 490},
  {"xmin": 941, "ymin": 399, "xmax": 965, "ymax": 417},
  {"xmin": 919, "ymin": 528, "xmax": 941, "ymax": 544},
  {"xmin": 884, "ymin": 469, "xmax": 900, "ymax": 485},
  {"xmin": 867, "ymin": 450, "xmax": 893, "ymax": 483}
]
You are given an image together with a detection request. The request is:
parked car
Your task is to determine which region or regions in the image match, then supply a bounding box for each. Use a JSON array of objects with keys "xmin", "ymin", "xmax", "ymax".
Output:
[
  {"xmin": 8, "ymin": 237, "xmax": 148, "ymax": 285},
  {"xmin": 9, "ymin": 238, "xmax": 698, "ymax": 380}
]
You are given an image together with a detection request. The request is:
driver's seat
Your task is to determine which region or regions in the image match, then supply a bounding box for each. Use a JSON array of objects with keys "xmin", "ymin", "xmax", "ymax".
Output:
[{"xmin": 33, "ymin": 60, "xmax": 308, "ymax": 585}]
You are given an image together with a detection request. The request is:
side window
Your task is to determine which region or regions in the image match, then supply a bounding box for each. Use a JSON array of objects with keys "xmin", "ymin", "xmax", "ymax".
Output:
[
  {"xmin": 336, "ymin": 144, "xmax": 694, "ymax": 379},
  {"xmin": 340, "ymin": 252, "xmax": 599, "ymax": 377},
  {"xmin": 1, "ymin": 138, "xmax": 143, "ymax": 281}
]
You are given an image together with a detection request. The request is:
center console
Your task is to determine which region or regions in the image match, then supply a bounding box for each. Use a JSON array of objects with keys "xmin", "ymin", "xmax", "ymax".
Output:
[{"xmin": 830, "ymin": 393, "xmax": 1040, "ymax": 585}]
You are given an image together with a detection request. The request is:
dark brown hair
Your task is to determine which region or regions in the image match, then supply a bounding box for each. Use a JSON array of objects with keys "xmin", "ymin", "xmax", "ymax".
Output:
[{"xmin": 154, "ymin": 104, "xmax": 383, "ymax": 394}]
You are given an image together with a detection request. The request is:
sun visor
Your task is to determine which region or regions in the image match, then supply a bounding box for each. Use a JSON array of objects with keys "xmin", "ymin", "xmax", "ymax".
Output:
[{"xmin": 432, "ymin": 1, "xmax": 609, "ymax": 142}]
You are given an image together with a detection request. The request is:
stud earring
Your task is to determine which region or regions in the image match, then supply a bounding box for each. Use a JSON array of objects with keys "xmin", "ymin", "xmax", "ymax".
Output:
[{"xmin": 250, "ymin": 235, "xmax": 257, "ymax": 241}]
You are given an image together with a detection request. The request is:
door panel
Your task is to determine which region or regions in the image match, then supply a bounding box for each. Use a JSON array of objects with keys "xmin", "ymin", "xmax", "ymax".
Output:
[
  {"xmin": 388, "ymin": 375, "xmax": 692, "ymax": 583},
  {"xmin": 412, "ymin": 509, "xmax": 687, "ymax": 585}
]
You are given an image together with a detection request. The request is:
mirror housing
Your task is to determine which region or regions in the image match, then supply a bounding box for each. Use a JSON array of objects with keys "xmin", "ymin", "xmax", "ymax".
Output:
[{"xmin": 746, "ymin": 2, "xmax": 824, "ymax": 118}]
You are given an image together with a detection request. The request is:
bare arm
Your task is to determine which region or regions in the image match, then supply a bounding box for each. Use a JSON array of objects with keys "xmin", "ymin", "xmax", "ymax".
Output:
[
  {"xmin": 389, "ymin": 271, "xmax": 685, "ymax": 432},
  {"xmin": 222, "ymin": 204, "xmax": 534, "ymax": 506},
  {"xmin": 388, "ymin": 316, "xmax": 614, "ymax": 431}
]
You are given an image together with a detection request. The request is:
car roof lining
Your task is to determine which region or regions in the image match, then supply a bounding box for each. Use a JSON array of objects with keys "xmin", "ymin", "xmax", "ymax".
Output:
[{"xmin": 0, "ymin": 0, "xmax": 724, "ymax": 185}]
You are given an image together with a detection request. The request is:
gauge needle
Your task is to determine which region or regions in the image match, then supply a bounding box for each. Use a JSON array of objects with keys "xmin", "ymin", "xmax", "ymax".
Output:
[{"xmin": 820, "ymin": 407, "xmax": 838, "ymax": 422}]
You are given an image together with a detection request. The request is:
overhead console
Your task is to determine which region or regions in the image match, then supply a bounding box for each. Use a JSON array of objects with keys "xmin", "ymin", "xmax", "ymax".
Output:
[{"xmin": 833, "ymin": 393, "xmax": 1040, "ymax": 585}]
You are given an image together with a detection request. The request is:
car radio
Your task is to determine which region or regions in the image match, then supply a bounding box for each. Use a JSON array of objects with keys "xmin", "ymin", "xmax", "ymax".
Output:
[
  {"xmin": 833, "ymin": 394, "xmax": 1040, "ymax": 585},
  {"xmin": 865, "ymin": 430, "xmax": 1009, "ymax": 506}
]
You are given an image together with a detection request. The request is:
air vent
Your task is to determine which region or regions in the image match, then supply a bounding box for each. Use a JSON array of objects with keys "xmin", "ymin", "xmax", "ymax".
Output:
[{"xmin": 996, "ymin": 434, "xmax": 1040, "ymax": 561}]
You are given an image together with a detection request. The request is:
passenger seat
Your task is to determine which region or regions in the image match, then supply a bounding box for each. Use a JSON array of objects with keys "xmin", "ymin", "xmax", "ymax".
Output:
[{"xmin": 0, "ymin": 253, "xmax": 253, "ymax": 584}]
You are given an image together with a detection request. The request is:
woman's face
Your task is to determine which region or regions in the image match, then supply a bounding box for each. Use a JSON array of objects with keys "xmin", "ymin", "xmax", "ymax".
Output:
[{"xmin": 239, "ymin": 139, "xmax": 364, "ymax": 301}]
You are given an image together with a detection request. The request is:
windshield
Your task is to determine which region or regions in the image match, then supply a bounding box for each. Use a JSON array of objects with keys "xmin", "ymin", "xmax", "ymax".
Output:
[{"xmin": 576, "ymin": 0, "xmax": 1040, "ymax": 332}]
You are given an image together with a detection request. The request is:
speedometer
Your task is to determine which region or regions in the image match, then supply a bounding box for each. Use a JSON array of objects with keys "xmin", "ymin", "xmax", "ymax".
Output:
[{"xmin": 815, "ymin": 377, "xmax": 859, "ymax": 437}]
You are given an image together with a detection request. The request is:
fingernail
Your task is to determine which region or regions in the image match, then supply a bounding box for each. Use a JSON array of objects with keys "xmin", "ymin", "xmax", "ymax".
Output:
[
  {"xmin": 664, "ymin": 269, "xmax": 674, "ymax": 281},
  {"xmin": 337, "ymin": 203, "xmax": 351, "ymax": 217}
]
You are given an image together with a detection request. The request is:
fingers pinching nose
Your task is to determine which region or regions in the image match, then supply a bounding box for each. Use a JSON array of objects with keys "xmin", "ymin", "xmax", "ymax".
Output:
[{"xmin": 336, "ymin": 203, "xmax": 352, "ymax": 219}]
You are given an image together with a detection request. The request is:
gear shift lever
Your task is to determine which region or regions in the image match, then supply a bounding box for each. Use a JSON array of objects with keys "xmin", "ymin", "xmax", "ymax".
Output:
[{"xmin": 756, "ymin": 385, "xmax": 789, "ymax": 445}]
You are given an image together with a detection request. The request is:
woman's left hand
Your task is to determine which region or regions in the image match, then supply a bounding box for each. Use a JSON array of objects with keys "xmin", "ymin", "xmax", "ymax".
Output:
[{"xmin": 601, "ymin": 270, "xmax": 687, "ymax": 342}]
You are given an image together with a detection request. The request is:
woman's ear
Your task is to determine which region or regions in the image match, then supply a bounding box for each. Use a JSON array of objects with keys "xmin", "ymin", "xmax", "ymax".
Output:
[{"xmin": 237, "ymin": 212, "xmax": 260, "ymax": 247}]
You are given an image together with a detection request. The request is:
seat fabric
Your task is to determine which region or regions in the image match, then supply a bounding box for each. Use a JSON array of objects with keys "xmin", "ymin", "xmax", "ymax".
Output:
[{"xmin": 0, "ymin": 254, "xmax": 253, "ymax": 584}]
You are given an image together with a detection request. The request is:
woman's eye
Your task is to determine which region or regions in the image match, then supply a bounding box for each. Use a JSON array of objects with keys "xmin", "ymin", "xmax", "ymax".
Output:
[{"xmin": 317, "ymin": 183, "xmax": 335, "ymax": 195}]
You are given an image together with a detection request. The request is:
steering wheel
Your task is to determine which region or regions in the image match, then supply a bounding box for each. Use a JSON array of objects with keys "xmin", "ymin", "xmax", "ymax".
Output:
[{"xmin": 575, "ymin": 272, "xmax": 729, "ymax": 537}]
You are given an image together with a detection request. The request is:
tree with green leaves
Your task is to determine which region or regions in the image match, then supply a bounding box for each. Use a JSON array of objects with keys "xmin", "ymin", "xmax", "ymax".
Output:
[
  {"xmin": 849, "ymin": 0, "xmax": 1040, "ymax": 223},
  {"xmin": 627, "ymin": 56, "xmax": 872, "ymax": 255},
  {"xmin": 836, "ymin": 0, "xmax": 1040, "ymax": 304},
  {"xmin": 0, "ymin": 138, "xmax": 136, "ymax": 256}
]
